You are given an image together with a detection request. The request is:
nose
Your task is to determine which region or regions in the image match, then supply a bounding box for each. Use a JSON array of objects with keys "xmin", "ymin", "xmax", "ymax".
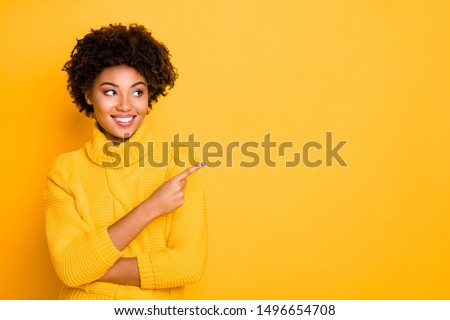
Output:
[{"xmin": 116, "ymin": 95, "xmax": 131, "ymax": 111}]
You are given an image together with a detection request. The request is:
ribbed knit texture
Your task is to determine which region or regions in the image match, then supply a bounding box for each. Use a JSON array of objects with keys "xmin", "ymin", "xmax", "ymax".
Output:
[{"xmin": 44, "ymin": 117, "xmax": 207, "ymax": 300}]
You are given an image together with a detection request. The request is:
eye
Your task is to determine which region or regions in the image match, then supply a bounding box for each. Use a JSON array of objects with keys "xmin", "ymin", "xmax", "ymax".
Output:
[
  {"xmin": 132, "ymin": 90, "xmax": 144, "ymax": 97},
  {"xmin": 104, "ymin": 90, "xmax": 116, "ymax": 96}
]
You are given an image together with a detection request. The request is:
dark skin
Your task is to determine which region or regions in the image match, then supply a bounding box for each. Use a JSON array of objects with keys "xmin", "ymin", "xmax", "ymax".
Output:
[{"xmin": 99, "ymin": 164, "xmax": 204, "ymax": 286}]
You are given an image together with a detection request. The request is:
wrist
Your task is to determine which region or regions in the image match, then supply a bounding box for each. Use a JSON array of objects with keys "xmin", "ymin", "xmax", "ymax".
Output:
[{"xmin": 142, "ymin": 197, "xmax": 161, "ymax": 221}]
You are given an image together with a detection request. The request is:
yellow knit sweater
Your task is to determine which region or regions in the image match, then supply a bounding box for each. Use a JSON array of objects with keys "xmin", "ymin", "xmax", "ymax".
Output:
[{"xmin": 44, "ymin": 117, "xmax": 207, "ymax": 299}]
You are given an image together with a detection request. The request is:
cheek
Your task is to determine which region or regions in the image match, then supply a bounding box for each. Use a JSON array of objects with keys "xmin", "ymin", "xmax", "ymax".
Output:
[
  {"xmin": 138, "ymin": 103, "xmax": 149, "ymax": 113},
  {"xmin": 135, "ymin": 97, "xmax": 149, "ymax": 112},
  {"xmin": 93, "ymin": 96, "xmax": 115, "ymax": 113},
  {"xmin": 93, "ymin": 105, "xmax": 112, "ymax": 120}
]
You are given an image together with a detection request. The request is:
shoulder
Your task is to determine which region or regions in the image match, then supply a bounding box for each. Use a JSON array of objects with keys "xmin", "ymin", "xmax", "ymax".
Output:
[{"xmin": 46, "ymin": 148, "xmax": 86, "ymax": 185}]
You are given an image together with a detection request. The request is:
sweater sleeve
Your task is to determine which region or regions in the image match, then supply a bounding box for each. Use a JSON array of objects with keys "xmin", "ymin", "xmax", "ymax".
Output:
[
  {"xmin": 136, "ymin": 161, "xmax": 208, "ymax": 290},
  {"xmin": 44, "ymin": 154, "xmax": 122, "ymax": 288}
]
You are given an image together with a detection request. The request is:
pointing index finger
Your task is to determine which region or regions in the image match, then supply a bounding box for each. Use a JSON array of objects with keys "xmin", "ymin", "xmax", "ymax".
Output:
[{"xmin": 174, "ymin": 162, "xmax": 206, "ymax": 180}]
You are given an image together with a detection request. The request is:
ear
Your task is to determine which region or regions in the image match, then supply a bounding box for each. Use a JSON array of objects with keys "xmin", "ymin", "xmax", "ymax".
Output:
[{"xmin": 85, "ymin": 92, "xmax": 93, "ymax": 105}]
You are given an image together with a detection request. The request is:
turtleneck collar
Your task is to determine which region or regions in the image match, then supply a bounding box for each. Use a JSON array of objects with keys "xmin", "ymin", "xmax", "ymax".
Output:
[{"xmin": 85, "ymin": 116, "xmax": 154, "ymax": 168}]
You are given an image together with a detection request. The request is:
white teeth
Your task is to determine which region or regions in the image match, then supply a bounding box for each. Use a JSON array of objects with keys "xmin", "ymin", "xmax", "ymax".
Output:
[{"xmin": 115, "ymin": 117, "xmax": 133, "ymax": 123}]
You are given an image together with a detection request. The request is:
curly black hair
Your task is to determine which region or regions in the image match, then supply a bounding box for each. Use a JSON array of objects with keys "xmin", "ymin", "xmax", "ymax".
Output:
[{"xmin": 63, "ymin": 23, "xmax": 178, "ymax": 117}]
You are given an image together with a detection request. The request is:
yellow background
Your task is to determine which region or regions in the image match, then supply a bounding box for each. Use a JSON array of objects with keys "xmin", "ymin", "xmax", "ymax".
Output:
[{"xmin": 0, "ymin": 0, "xmax": 449, "ymax": 299}]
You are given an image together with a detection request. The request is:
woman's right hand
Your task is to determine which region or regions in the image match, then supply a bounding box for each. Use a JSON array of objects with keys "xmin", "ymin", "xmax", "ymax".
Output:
[{"xmin": 145, "ymin": 164, "xmax": 204, "ymax": 218}]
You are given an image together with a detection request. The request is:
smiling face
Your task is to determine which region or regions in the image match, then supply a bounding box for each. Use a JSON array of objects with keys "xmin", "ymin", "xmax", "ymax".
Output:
[{"xmin": 85, "ymin": 65, "xmax": 149, "ymax": 142}]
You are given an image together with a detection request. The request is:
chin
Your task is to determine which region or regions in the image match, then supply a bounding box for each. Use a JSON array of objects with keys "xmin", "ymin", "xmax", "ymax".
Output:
[{"xmin": 118, "ymin": 130, "xmax": 137, "ymax": 140}]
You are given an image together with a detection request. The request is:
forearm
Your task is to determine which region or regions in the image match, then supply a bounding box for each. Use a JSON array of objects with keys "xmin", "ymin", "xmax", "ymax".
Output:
[
  {"xmin": 98, "ymin": 201, "xmax": 155, "ymax": 286},
  {"xmin": 48, "ymin": 226, "xmax": 122, "ymax": 287},
  {"xmin": 107, "ymin": 199, "xmax": 156, "ymax": 251},
  {"xmin": 99, "ymin": 257, "xmax": 140, "ymax": 286},
  {"xmin": 106, "ymin": 165, "xmax": 196, "ymax": 251},
  {"xmin": 87, "ymin": 198, "xmax": 157, "ymax": 287},
  {"xmin": 99, "ymin": 189, "xmax": 176, "ymax": 286}
]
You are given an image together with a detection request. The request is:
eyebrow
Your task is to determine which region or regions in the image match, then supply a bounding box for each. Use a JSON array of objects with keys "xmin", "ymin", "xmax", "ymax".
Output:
[{"xmin": 99, "ymin": 81, "xmax": 147, "ymax": 88}]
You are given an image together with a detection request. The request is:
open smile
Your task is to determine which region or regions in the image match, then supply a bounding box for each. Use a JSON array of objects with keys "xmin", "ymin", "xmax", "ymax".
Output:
[{"xmin": 111, "ymin": 115, "xmax": 137, "ymax": 127}]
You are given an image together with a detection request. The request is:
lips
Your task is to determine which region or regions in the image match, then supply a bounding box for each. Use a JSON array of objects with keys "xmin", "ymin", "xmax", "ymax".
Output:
[{"xmin": 111, "ymin": 114, "xmax": 136, "ymax": 127}]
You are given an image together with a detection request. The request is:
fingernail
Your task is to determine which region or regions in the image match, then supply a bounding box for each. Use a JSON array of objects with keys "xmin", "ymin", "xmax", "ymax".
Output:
[{"xmin": 199, "ymin": 162, "xmax": 206, "ymax": 167}]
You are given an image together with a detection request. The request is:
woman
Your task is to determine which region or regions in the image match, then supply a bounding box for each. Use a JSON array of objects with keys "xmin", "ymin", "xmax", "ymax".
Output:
[{"xmin": 44, "ymin": 23, "xmax": 207, "ymax": 299}]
